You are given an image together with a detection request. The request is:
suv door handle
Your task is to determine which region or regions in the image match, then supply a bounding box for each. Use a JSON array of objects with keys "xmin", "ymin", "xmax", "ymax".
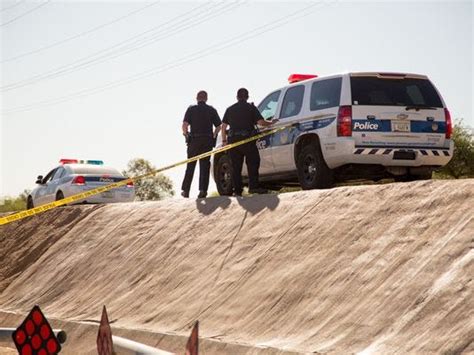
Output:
[{"xmin": 367, "ymin": 115, "xmax": 376, "ymax": 120}]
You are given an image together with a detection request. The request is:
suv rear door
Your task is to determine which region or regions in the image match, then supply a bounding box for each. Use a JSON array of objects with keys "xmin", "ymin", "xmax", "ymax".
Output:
[{"xmin": 350, "ymin": 73, "xmax": 447, "ymax": 149}]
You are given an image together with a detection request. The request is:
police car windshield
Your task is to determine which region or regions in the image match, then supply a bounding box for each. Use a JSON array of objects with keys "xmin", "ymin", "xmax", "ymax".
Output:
[
  {"xmin": 351, "ymin": 77, "xmax": 443, "ymax": 107},
  {"xmin": 70, "ymin": 165, "xmax": 121, "ymax": 175}
]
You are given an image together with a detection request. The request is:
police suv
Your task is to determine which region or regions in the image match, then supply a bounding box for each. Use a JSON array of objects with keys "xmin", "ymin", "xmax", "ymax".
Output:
[{"xmin": 213, "ymin": 72, "xmax": 453, "ymax": 194}]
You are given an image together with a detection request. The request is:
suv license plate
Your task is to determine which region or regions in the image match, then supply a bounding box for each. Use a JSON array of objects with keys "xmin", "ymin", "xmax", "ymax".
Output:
[
  {"xmin": 393, "ymin": 151, "xmax": 416, "ymax": 160},
  {"xmin": 391, "ymin": 120, "xmax": 410, "ymax": 132}
]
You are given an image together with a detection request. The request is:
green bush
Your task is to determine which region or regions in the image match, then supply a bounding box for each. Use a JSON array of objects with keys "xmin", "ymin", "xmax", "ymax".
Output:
[
  {"xmin": 123, "ymin": 158, "xmax": 174, "ymax": 201},
  {"xmin": 0, "ymin": 190, "xmax": 30, "ymax": 212},
  {"xmin": 435, "ymin": 120, "xmax": 474, "ymax": 179}
]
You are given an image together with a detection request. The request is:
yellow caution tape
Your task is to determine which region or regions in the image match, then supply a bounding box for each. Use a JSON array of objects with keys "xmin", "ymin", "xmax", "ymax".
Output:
[{"xmin": 0, "ymin": 125, "xmax": 290, "ymax": 226}]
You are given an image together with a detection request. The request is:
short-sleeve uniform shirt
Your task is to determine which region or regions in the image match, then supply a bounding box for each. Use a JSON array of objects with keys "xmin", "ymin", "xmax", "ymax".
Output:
[
  {"xmin": 222, "ymin": 101, "xmax": 264, "ymax": 131},
  {"xmin": 183, "ymin": 102, "xmax": 221, "ymax": 136}
]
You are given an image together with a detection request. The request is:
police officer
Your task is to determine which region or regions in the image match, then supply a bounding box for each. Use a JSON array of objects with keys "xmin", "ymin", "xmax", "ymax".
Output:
[
  {"xmin": 181, "ymin": 90, "xmax": 221, "ymax": 198},
  {"xmin": 221, "ymin": 88, "xmax": 278, "ymax": 196}
]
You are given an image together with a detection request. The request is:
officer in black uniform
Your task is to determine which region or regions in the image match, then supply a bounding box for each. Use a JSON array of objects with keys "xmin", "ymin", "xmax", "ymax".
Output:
[
  {"xmin": 221, "ymin": 88, "xmax": 278, "ymax": 196},
  {"xmin": 181, "ymin": 90, "xmax": 221, "ymax": 198}
]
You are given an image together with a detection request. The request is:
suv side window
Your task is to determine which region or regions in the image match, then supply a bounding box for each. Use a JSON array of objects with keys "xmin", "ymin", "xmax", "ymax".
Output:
[
  {"xmin": 52, "ymin": 167, "xmax": 65, "ymax": 181},
  {"xmin": 310, "ymin": 78, "xmax": 342, "ymax": 111},
  {"xmin": 280, "ymin": 85, "xmax": 305, "ymax": 119},
  {"xmin": 258, "ymin": 90, "xmax": 281, "ymax": 120}
]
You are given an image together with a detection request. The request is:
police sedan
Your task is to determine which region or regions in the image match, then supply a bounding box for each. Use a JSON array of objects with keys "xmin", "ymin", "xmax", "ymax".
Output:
[{"xmin": 27, "ymin": 159, "xmax": 135, "ymax": 209}]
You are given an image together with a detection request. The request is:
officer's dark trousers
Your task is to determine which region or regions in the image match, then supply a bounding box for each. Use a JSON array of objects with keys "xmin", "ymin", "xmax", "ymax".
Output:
[
  {"xmin": 181, "ymin": 136, "xmax": 213, "ymax": 193},
  {"xmin": 228, "ymin": 137, "xmax": 261, "ymax": 193}
]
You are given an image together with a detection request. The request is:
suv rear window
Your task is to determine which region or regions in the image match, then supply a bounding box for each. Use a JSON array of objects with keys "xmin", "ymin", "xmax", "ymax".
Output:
[{"xmin": 351, "ymin": 77, "xmax": 443, "ymax": 107}]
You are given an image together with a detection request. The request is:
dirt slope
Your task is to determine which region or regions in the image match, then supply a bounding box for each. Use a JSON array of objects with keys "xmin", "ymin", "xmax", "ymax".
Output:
[{"xmin": 1, "ymin": 180, "xmax": 473, "ymax": 354}]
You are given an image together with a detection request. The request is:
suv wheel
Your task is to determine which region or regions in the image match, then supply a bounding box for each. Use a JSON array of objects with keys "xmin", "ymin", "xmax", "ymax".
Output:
[
  {"xmin": 215, "ymin": 154, "xmax": 234, "ymax": 196},
  {"xmin": 27, "ymin": 196, "xmax": 34, "ymax": 209},
  {"xmin": 297, "ymin": 144, "xmax": 333, "ymax": 189}
]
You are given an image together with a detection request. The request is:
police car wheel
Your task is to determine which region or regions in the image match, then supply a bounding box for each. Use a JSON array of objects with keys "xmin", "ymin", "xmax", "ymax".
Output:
[
  {"xmin": 215, "ymin": 154, "xmax": 234, "ymax": 196},
  {"xmin": 297, "ymin": 144, "xmax": 333, "ymax": 189},
  {"xmin": 27, "ymin": 196, "xmax": 34, "ymax": 209},
  {"xmin": 56, "ymin": 191, "xmax": 64, "ymax": 201}
]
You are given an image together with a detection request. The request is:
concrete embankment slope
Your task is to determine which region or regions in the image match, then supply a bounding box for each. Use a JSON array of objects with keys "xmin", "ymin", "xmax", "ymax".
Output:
[{"xmin": 0, "ymin": 180, "xmax": 473, "ymax": 354}]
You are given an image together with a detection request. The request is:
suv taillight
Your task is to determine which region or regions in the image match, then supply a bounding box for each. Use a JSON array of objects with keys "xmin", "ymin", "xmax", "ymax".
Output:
[
  {"xmin": 126, "ymin": 180, "xmax": 134, "ymax": 187},
  {"xmin": 444, "ymin": 108, "xmax": 452, "ymax": 139},
  {"xmin": 72, "ymin": 176, "xmax": 85, "ymax": 185},
  {"xmin": 337, "ymin": 106, "xmax": 352, "ymax": 137}
]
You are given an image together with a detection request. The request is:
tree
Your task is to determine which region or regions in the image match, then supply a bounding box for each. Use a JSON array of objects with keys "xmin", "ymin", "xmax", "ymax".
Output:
[
  {"xmin": 122, "ymin": 158, "xmax": 174, "ymax": 201},
  {"xmin": 0, "ymin": 189, "xmax": 31, "ymax": 212},
  {"xmin": 435, "ymin": 120, "xmax": 474, "ymax": 179}
]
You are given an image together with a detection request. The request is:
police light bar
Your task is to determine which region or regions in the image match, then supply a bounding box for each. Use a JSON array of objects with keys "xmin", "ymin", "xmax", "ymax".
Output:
[
  {"xmin": 83, "ymin": 160, "xmax": 104, "ymax": 165},
  {"xmin": 288, "ymin": 74, "xmax": 318, "ymax": 84},
  {"xmin": 59, "ymin": 159, "xmax": 78, "ymax": 164},
  {"xmin": 59, "ymin": 159, "xmax": 104, "ymax": 165}
]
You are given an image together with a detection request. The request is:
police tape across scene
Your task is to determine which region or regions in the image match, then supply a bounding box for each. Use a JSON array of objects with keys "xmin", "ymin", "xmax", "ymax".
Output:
[{"xmin": 0, "ymin": 125, "xmax": 292, "ymax": 226}]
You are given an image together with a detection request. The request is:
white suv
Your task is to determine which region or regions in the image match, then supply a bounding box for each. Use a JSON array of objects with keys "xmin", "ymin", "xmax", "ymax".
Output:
[{"xmin": 213, "ymin": 72, "xmax": 453, "ymax": 194}]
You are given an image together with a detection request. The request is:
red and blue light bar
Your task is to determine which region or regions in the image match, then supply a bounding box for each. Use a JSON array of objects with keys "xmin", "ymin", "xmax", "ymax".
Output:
[
  {"xmin": 59, "ymin": 159, "xmax": 78, "ymax": 164},
  {"xmin": 83, "ymin": 160, "xmax": 104, "ymax": 165}
]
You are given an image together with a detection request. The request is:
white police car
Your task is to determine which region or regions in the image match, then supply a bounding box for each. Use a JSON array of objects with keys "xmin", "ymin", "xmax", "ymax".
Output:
[
  {"xmin": 213, "ymin": 72, "xmax": 453, "ymax": 194},
  {"xmin": 27, "ymin": 159, "xmax": 135, "ymax": 209}
]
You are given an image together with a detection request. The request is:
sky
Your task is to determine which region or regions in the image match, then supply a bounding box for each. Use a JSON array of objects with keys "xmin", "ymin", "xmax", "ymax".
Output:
[{"xmin": 1, "ymin": 0, "xmax": 472, "ymax": 198}]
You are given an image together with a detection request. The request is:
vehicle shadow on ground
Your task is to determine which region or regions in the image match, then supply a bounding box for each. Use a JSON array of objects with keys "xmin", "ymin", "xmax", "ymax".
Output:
[{"xmin": 195, "ymin": 193, "xmax": 280, "ymax": 216}]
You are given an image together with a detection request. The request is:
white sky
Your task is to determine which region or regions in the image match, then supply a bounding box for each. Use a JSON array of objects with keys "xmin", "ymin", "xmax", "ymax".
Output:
[{"xmin": 1, "ymin": 0, "xmax": 473, "ymax": 197}]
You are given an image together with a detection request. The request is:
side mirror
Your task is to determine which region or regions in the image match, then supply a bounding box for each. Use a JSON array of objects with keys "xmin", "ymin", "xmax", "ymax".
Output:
[{"xmin": 36, "ymin": 175, "xmax": 43, "ymax": 184}]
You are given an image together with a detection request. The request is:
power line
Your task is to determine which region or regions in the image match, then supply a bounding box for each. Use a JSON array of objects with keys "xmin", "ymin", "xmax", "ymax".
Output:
[
  {"xmin": 0, "ymin": 0, "xmax": 50, "ymax": 27},
  {"xmin": 3, "ymin": 1, "xmax": 330, "ymax": 114},
  {"xmin": 1, "ymin": 1, "xmax": 161, "ymax": 63},
  {"xmin": 1, "ymin": 1, "xmax": 241, "ymax": 91},
  {"xmin": 0, "ymin": 0, "xmax": 26, "ymax": 13},
  {"xmin": 2, "ymin": 1, "xmax": 335, "ymax": 115},
  {"xmin": 0, "ymin": 1, "xmax": 212, "ymax": 89}
]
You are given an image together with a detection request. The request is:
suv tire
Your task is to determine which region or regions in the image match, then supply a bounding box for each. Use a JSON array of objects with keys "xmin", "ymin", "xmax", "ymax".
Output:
[
  {"xmin": 297, "ymin": 144, "xmax": 333, "ymax": 189},
  {"xmin": 215, "ymin": 154, "xmax": 234, "ymax": 196}
]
